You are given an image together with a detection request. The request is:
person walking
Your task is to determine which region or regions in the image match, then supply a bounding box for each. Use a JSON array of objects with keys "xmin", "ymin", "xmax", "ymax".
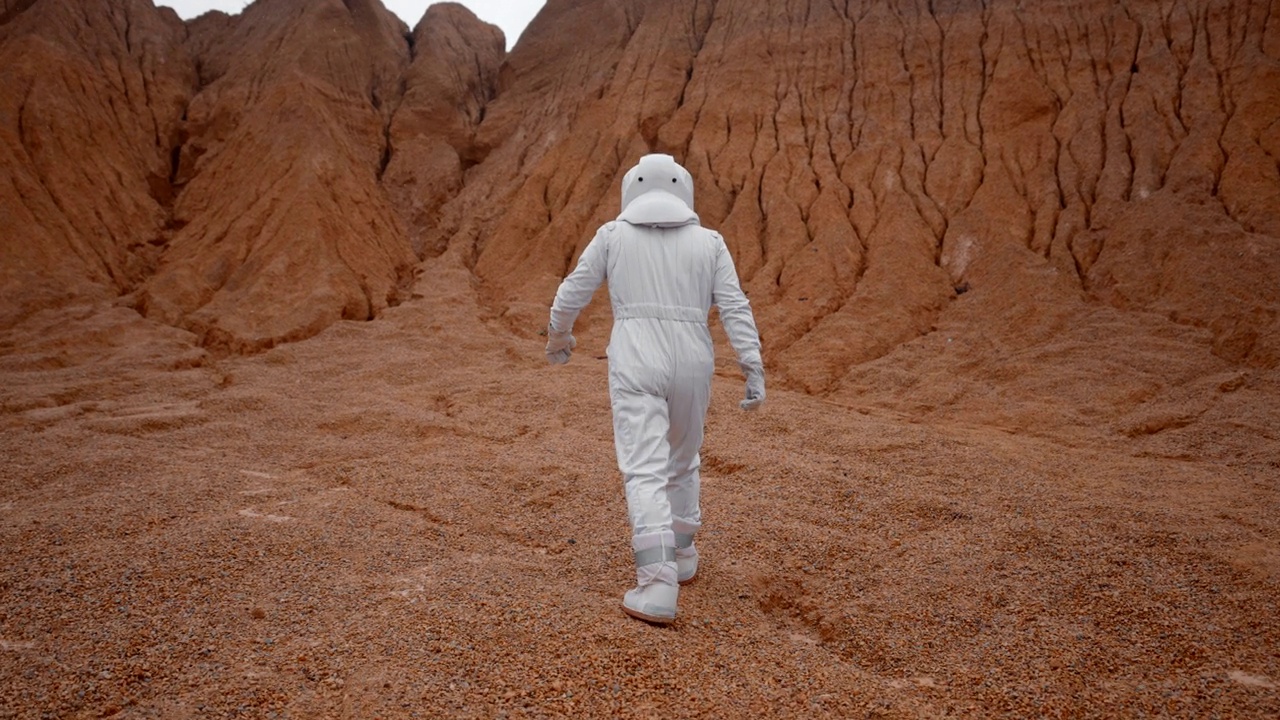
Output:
[{"xmin": 545, "ymin": 153, "xmax": 765, "ymax": 624}]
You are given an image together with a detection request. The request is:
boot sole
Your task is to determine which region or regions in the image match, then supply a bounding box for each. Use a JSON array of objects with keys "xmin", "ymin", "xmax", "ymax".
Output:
[
  {"xmin": 678, "ymin": 573, "xmax": 697, "ymax": 586},
  {"xmin": 622, "ymin": 604, "xmax": 676, "ymax": 625}
]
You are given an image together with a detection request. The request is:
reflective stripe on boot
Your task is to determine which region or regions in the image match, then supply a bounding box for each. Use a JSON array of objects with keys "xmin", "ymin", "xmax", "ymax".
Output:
[
  {"xmin": 622, "ymin": 530, "xmax": 679, "ymax": 624},
  {"xmin": 672, "ymin": 518, "xmax": 700, "ymax": 584}
]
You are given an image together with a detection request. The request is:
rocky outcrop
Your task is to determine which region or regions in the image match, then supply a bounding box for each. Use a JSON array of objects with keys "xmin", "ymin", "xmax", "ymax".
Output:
[
  {"xmin": 0, "ymin": 0, "xmax": 193, "ymax": 327},
  {"xmin": 0, "ymin": 0, "xmax": 445, "ymax": 352},
  {"xmin": 383, "ymin": 2, "xmax": 504, "ymax": 258},
  {"xmin": 135, "ymin": 0, "xmax": 418, "ymax": 353},
  {"xmin": 0, "ymin": 0, "xmax": 1277, "ymax": 440},
  {"xmin": 395, "ymin": 0, "xmax": 1278, "ymax": 449},
  {"xmin": 439, "ymin": 0, "xmax": 1279, "ymax": 383}
]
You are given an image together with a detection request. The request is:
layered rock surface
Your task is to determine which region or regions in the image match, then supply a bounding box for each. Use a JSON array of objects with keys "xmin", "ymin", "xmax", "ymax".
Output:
[
  {"xmin": 1, "ymin": 0, "xmax": 1278, "ymax": 438},
  {"xmin": 1, "ymin": 0, "xmax": 465, "ymax": 352},
  {"xmin": 383, "ymin": 2, "xmax": 503, "ymax": 257},
  {"xmin": 432, "ymin": 0, "xmax": 1280, "ymax": 446},
  {"xmin": 0, "ymin": 0, "xmax": 192, "ymax": 326},
  {"xmin": 135, "ymin": 0, "xmax": 418, "ymax": 352}
]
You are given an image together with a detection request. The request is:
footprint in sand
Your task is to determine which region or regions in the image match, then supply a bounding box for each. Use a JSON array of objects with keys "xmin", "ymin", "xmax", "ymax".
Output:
[
  {"xmin": 1228, "ymin": 670, "xmax": 1277, "ymax": 689},
  {"xmin": 887, "ymin": 676, "xmax": 940, "ymax": 689},
  {"xmin": 236, "ymin": 470, "xmax": 292, "ymax": 519},
  {"xmin": 87, "ymin": 402, "xmax": 204, "ymax": 433},
  {"xmin": 238, "ymin": 508, "xmax": 294, "ymax": 523}
]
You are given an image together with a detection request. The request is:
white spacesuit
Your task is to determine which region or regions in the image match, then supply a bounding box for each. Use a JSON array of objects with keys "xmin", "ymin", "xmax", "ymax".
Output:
[{"xmin": 545, "ymin": 154, "xmax": 765, "ymax": 624}]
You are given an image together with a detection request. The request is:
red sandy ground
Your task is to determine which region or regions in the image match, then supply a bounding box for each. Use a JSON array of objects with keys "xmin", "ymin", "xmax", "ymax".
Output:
[{"xmin": 1, "ymin": 258, "xmax": 1278, "ymax": 718}]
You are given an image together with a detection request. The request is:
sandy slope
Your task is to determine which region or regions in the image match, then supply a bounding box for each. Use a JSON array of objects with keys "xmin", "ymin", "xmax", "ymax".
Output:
[{"xmin": 2, "ymin": 257, "xmax": 1277, "ymax": 719}]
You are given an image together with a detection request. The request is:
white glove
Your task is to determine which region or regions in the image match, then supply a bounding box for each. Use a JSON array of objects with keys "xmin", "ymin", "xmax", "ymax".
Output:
[
  {"xmin": 740, "ymin": 363, "xmax": 765, "ymax": 411},
  {"xmin": 545, "ymin": 325, "xmax": 576, "ymax": 365}
]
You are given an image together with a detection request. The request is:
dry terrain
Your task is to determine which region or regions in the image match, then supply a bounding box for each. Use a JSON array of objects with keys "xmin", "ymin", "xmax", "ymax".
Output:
[
  {"xmin": 2, "ymin": 0, "xmax": 1279, "ymax": 717},
  {"xmin": 1, "ymin": 256, "xmax": 1278, "ymax": 718}
]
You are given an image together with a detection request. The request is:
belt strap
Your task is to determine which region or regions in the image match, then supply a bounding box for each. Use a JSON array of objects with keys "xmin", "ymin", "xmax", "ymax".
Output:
[{"xmin": 614, "ymin": 303, "xmax": 706, "ymax": 324}]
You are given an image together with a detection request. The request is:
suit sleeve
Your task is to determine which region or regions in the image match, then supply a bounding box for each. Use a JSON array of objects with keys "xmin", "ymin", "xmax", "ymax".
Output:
[
  {"xmin": 549, "ymin": 225, "xmax": 610, "ymax": 333},
  {"xmin": 710, "ymin": 234, "xmax": 763, "ymax": 370}
]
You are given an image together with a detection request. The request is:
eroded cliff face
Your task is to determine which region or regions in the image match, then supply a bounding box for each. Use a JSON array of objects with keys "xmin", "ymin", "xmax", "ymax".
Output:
[
  {"xmin": 0, "ymin": 0, "xmax": 193, "ymax": 326},
  {"xmin": 133, "ymin": 0, "xmax": 418, "ymax": 352},
  {"xmin": 429, "ymin": 0, "xmax": 1280, "ymax": 446},
  {"xmin": 0, "ymin": 0, "xmax": 1277, "ymax": 443},
  {"xmin": 448, "ymin": 0, "xmax": 1280, "ymax": 366},
  {"xmin": 1, "ymin": 0, "xmax": 464, "ymax": 352},
  {"xmin": 383, "ymin": 2, "xmax": 504, "ymax": 258}
]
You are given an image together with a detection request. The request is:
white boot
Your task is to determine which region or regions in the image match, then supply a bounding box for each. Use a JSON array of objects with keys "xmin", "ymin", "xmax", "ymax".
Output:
[
  {"xmin": 673, "ymin": 518, "xmax": 700, "ymax": 584},
  {"xmin": 621, "ymin": 530, "xmax": 679, "ymax": 624}
]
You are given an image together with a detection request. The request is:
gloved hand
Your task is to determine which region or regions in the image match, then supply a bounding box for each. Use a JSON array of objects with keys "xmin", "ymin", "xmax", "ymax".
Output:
[
  {"xmin": 545, "ymin": 325, "xmax": 576, "ymax": 365},
  {"xmin": 739, "ymin": 363, "xmax": 765, "ymax": 410}
]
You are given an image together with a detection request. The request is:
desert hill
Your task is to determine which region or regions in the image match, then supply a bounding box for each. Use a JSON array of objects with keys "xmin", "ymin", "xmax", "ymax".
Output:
[{"xmin": 1, "ymin": 0, "xmax": 1278, "ymax": 717}]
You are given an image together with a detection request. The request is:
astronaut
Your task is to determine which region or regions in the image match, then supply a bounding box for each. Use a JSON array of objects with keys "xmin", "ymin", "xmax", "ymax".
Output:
[{"xmin": 545, "ymin": 153, "xmax": 765, "ymax": 624}]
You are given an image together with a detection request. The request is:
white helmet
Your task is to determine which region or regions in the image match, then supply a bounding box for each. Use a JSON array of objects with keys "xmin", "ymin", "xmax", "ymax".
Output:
[{"xmin": 617, "ymin": 154, "xmax": 699, "ymax": 227}]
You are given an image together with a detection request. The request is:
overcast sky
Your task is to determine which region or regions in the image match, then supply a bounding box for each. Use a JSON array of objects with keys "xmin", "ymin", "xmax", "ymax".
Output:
[{"xmin": 159, "ymin": 0, "xmax": 545, "ymax": 49}]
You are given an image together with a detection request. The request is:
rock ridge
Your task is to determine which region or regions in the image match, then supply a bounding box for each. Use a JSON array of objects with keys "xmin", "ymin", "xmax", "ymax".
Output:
[{"xmin": 0, "ymin": 0, "xmax": 1277, "ymax": 443}]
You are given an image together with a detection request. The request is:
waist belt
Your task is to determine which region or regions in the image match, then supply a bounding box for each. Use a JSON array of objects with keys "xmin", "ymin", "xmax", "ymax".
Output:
[{"xmin": 613, "ymin": 304, "xmax": 707, "ymax": 324}]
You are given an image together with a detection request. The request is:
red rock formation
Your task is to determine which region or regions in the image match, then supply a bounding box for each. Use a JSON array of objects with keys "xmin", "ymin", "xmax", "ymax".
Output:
[
  {"xmin": 444, "ymin": 0, "xmax": 1278, "ymax": 361},
  {"xmin": 422, "ymin": 0, "xmax": 1279, "ymax": 441},
  {"xmin": 0, "ymin": 0, "xmax": 1277, "ymax": 437},
  {"xmin": 383, "ymin": 2, "xmax": 504, "ymax": 258},
  {"xmin": 0, "ymin": 0, "xmax": 193, "ymax": 327},
  {"xmin": 135, "ymin": 0, "xmax": 418, "ymax": 353},
  {"xmin": 0, "ymin": 0, "xmax": 457, "ymax": 352}
]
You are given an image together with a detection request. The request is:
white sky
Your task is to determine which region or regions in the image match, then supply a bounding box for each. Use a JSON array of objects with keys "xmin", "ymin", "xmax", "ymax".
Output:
[{"xmin": 159, "ymin": 1, "xmax": 545, "ymax": 49}]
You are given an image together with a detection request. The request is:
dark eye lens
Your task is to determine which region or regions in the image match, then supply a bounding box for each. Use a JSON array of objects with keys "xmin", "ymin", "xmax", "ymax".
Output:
[
  {"xmin": 638, "ymin": 177, "xmax": 644, "ymax": 182},
  {"xmin": 671, "ymin": 178, "xmax": 677, "ymax": 183}
]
